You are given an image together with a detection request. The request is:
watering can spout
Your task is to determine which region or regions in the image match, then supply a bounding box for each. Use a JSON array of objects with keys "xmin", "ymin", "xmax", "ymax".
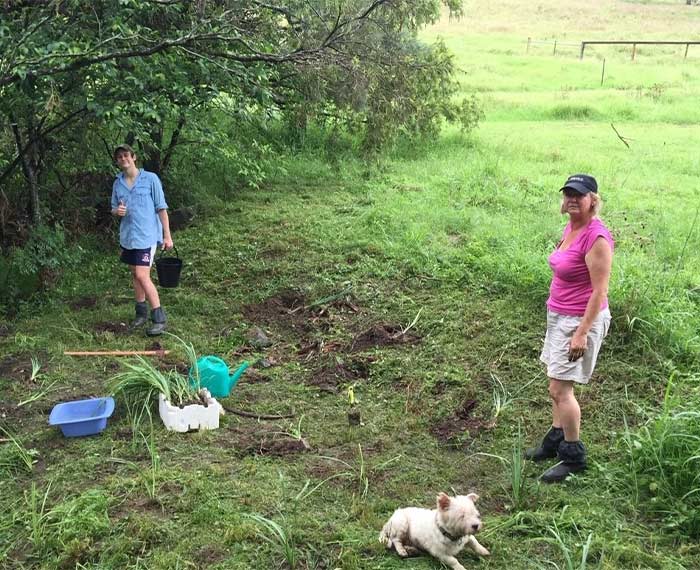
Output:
[{"xmin": 228, "ymin": 361, "xmax": 250, "ymax": 388}]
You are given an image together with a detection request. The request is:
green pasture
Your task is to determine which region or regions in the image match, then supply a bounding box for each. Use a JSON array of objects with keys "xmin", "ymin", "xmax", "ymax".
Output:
[{"xmin": 2, "ymin": 1, "xmax": 700, "ymax": 569}]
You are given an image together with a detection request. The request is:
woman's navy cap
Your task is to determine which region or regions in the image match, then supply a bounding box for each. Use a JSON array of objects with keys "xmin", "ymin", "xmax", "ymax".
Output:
[{"xmin": 560, "ymin": 174, "xmax": 598, "ymax": 194}]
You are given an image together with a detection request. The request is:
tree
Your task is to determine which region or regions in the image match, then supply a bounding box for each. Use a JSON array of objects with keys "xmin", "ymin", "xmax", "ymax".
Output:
[{"xmin": 0, "ymin": 0, "xmax": 475, "ymax": 246}]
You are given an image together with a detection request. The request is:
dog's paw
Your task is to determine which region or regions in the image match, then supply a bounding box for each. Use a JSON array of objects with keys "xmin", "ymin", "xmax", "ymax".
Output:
[{"xmin": 476, "ymin": 546, "xmax": 490, "ymax": 557}]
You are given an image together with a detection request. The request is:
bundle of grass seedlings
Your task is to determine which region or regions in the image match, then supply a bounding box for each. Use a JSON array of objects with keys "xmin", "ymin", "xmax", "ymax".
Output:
[{"xmin": 108, "ymin": 334, "xmax": 203, "ymax": 432}]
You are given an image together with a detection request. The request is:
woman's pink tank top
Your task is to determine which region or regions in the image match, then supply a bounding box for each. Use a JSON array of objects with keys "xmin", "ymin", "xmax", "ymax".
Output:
[{"xmin": 546, "ymin": 218, "xmax": 614, "ymax": 316}]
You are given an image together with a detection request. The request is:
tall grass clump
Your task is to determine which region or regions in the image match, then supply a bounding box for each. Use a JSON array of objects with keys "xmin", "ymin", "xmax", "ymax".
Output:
[
  {"xmin": 0, "ymin": 426, "xmax": 38, "ymax": 473},
  {"xmin": 247, "ymin": 514, "xmax": 298, "ymax": 569},
  {"xmin": 621, "ymin": 372, "xmax": 700, "ymax": 537},
  {"xmin": 545, "ymin": 521, "xmax": 595, "ymax": 570},
  {"xmin": 549, "ymin": 104, "xmax": 600, "ymax": 120}
]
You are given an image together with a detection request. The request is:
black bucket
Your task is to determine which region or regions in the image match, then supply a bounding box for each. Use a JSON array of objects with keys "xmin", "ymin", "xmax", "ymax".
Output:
[{"xmin": 155, "ymin": 246, "xmax": 182, "ymax": 288}]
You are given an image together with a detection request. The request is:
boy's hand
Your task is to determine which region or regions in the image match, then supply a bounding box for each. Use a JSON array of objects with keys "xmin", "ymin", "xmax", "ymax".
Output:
[
  {"xmin": 116, "ymin": 200, "xmax": 127, "ymax": 217},
  {"xmin": 162, "ymin": 237, "xmax": 174, "ymax": 250}
]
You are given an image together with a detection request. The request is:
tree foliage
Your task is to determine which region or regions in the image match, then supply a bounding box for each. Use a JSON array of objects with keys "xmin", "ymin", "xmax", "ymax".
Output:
[{"xmin": 0, "ymin": 0, "xmax": 478, "ymax": 253}]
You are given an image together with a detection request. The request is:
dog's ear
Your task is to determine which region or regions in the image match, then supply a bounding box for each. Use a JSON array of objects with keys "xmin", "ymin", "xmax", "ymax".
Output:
[
  {"xmin": 467, "ymin": 492, "xmax": 480, "ymax": 503},
  {"xmin": 437, "ymin": 492, "xmax": 451, "ymax": 510}
]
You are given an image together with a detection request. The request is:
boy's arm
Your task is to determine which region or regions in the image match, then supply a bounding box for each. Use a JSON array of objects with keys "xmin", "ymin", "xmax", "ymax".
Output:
[{"xmin": 158, "ymin": 209, "xmax": 173, "ymax": 250}]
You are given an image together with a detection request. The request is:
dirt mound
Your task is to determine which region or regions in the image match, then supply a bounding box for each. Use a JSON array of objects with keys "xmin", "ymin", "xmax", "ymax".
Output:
[
  {"xmin": 157, "ymin": 356, "xmax": 189, "ymax": 376},
  {"xmin": 242, "ymin": 290, "xmax": 361, "ymax": 337},
  {"xmin": 0, "ymin": 351, "xmax": 48, "ymax": 385},
  {"xmin": 227, "ymin": 427, "xmax": 312, "ymax": 457},
  {"xmin": 93, "ymin": 321, "xmax": 129, "ymax": 335},
  {"xmin": 0, "ymin": 354, "xmax": 31, "ymax": 382},
  {"xmin": 431, "ymin": 399, "xmax": 490, "ymax": 444},
  {"xmin": 351, "ymin": 323, "xmax": 420, "ymax": 351},
  {"xmin": 241, "ymin": 290, "xmax": 311, "ymax": 332},
  {"xmin": 69, "ymin": 295, "xmax": 97, "ymax": 310},
  {"xmin": 307, "ymin": 355, "xmax": 371, "ymax": 393},
  {"xmin": 193, "ymin": 545, "xmax": 227, "ymax": 567}
]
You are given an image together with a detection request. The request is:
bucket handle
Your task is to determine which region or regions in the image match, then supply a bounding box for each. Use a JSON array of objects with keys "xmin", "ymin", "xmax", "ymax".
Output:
[{"xmin": 157, "ymin": 244, "xmax": 179, "ymax": 259}]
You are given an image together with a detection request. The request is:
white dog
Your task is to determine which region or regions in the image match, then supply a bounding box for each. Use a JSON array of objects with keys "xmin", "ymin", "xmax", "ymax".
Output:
[{"xmin": 379, "ymin": 492, "xmax": 490, "ymax": 570}]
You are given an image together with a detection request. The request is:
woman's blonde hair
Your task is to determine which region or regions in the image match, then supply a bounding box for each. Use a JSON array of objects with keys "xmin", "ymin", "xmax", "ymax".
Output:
[{"xmin": 560, "ymin": 192, "xmax": 602, "ymax": 216}]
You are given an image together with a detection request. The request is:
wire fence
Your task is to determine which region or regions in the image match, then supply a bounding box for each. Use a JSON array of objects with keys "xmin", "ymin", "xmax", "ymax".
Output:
[
  {"xmin": 526, "ymin": 38, "xmax": 579, "ymax": 56},
  {"xmin": 526, "ymin": 38, "xmax": 700, "ymax": 60}
]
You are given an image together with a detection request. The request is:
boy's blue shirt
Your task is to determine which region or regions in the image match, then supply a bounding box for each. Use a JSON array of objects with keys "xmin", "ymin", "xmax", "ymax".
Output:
[{"xmin": 111, "ymin": 169, "xmax": 168, "ymax": 249}]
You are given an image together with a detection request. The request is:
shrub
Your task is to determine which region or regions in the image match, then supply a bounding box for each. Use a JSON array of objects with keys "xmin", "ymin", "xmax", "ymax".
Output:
[
  {"xmin": 1, "ymin": 224, "xmax": 83, "ymax": 309},
  {"xmin": 622, "ymin": 373, "xmax": 700, "ymax": 537}
]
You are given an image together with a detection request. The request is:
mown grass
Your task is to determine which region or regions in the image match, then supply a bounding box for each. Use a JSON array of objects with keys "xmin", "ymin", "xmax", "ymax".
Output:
[{"xmin": 2, "ymin": 1, "xmax": 700, "ymax": 568}]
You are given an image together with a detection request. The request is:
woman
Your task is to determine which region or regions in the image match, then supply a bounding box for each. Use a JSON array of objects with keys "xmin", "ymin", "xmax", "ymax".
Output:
[{"xmin": 526, "ymin": 174, "xmax": 613, "ymax": 483}]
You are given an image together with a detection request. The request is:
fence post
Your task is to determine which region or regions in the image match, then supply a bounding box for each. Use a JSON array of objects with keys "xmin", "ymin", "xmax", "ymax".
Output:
[
  {"xmin": 631, "ymin": 43, "xmax": 636, "ymax": 60},
  {"xmin": 580, "ymin": 42, "xmax": 586, "ymax": 60},
  {"xmin": 527, "ymin": 37, "xmax": 531, "ymax": 53},
  {"xmin": 685, "ymin": 43, "xmax": 690, "ymax": 59},
  {"xmin": 553, "ymin": 39, "xmax": 557, "ymax": 55},
  {"xmin": 601, "ymin": 58, "xmax": 606, "ymax": 86}
]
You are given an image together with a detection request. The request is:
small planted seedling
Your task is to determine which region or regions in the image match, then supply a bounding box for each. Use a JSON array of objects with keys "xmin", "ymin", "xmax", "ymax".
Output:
[{"xmin": 347, "ymin": 384, "xmax": 361, "ymax": 426}]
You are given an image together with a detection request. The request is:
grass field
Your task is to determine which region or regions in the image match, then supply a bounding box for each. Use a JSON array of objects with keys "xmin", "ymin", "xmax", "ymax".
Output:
[{"xmin": 2, "ymin": 1, "xmax": 700, "ymax": 569}]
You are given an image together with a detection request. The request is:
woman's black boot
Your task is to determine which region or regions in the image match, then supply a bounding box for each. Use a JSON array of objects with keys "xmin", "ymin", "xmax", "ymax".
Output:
[
  {"xmin": 541, "ymin": 440, "xmax": 587, "ymax": 483},
  {"xmin": 525, "ymin": 426, "xmax": 564, "ymax": 461}
]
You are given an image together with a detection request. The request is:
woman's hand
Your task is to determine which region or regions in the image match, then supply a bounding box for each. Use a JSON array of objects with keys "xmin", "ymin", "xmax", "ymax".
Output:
[{"xmin": 568, "ymin": 332, "xmax": 587, "ymax": 361}]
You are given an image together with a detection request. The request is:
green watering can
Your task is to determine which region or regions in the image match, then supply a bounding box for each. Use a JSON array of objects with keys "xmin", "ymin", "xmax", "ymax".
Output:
[{"xmin": 190, "ymin": 356, "xmax": 249, "ymax": 398}]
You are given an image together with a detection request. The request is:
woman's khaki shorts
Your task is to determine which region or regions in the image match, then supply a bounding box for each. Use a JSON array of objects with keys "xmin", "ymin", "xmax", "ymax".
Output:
[{"xmin": 539, "ymin": 308, "xmax": 611, "ymax": 384}]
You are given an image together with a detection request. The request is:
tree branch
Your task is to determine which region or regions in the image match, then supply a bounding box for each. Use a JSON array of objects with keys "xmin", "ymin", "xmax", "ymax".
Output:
[{"xmin": 0, "ymin": 107, "xmax": 88, "ymax": 187}]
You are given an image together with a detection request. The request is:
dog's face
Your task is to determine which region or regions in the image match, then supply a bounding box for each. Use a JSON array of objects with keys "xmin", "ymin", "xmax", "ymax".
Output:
[{"xmin": 436, "ymin": 492, "xmax": 483, "ymax": 536}]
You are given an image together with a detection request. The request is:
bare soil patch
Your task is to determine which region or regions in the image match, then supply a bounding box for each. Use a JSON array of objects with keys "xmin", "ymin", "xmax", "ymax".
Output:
[
  {"xmin": 242, "ymin": 290, "xmax": 361, "ymax": 337},
  {"xmin": 93, "ymin": 321, "xmax": 129, "ymax": 335},
  {"xmin": 430, "ymin": 399, "xmax": 490, "ymax": 444},
  {"xmin": 306, "ymin": 355, "xmax": 372, "ymax": 393},
  {"xmin": 242, "ymin": 290, "xmax": 311, "ymax": 332},
  {"xmin": 0, "ymin": 401, "xmax": 32, "ymax": 422},
  {"xmin": 238, "ymin": 368, "xmax": 272, "ymax": 384},
  {"xmin": 193, "ymin": 545, "xmax": 228, "ymax": 568},
  {"xmin": 0, "ymin": 354, "xmax": 31, "ymax": 382},
  {"xmin": 0, "ymin": 351, "xmax": 49, "ymax": 385},
  {"xmin": 351, "ymin": 323, "xmax": 420, "ymax": 351},
  {"xmin": 224, "ymin": 426, "xmax": 311, "ymax": 457},
  {"xmin": 69, "ymin": 295, "xmax": 97, "ymax": 310},
  {"xmin": 157, "ymin": 354, "xmax": 189, "ymax": 377},
  {"xmin": 111, "ymin": 495, "xmax": 166, "ymax": 520}
]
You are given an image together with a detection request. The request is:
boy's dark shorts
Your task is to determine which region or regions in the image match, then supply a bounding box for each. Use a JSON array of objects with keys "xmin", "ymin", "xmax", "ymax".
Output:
[{"xmin": 120, "ymin": 245, "xmax": 157, "ymax": 267}]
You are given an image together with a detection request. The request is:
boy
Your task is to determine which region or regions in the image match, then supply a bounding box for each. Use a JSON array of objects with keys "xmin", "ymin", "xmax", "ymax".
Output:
[{"xmin": 110, "ymin": 144, "xmax": 173, "ymax": 336}]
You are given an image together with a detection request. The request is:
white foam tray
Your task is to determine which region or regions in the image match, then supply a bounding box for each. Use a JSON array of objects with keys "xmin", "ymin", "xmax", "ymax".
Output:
[{"xmin": 158, "ymin": 390, "xmax": 223, "ymax": 432}]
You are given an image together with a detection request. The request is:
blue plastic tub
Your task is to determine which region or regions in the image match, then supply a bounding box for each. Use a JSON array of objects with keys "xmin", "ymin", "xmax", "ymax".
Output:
[{"xmin": 48, "ymin": 397, "xmax": 115, "ymax": 437}]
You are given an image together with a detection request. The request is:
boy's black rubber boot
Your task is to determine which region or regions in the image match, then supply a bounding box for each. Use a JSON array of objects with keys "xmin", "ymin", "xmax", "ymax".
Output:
[
  {"xmin": 146, "ymin": 307, "xmax": 167, "ymax": 336},
  {"xmin": 541, "ymin": 440, "xmax": 587, "ymax": 483},
  {"xmin": 130, "ymin": 301, "xmax": 149, "ymax": 329},
  {"xmin": 525, "ymin": 426, "xmax": 564, "ymax": 461}
]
